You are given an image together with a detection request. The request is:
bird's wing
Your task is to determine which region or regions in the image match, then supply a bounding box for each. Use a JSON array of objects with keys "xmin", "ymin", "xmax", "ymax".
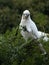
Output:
[{"xmin": 30, "ymin": 20, "xmax": 40, "ymax": 38}]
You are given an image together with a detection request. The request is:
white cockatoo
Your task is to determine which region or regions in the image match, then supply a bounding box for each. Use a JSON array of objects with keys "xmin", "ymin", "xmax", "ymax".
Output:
[{"xmin": 19, "ymin": 10, "xmax": 49, "ymax": 55}]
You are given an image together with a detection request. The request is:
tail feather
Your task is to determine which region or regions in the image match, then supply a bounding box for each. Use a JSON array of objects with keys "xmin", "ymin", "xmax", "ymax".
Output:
[
  {"xmin": 46, "ymin": 33, "xmax": 49, "ymax": 37},
  {"xmin": 38, "ymin": 31, "xmax": 49, "ymax": 41},
  {"xmin": 38, "ymin": 31, "xmax": 49, "ymax": 37}
]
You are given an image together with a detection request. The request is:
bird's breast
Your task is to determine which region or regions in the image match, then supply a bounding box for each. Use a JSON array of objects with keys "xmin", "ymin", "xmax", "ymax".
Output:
[{"xmin": 20, "ymin": 30, "xmax": 32, "ymax": 39}]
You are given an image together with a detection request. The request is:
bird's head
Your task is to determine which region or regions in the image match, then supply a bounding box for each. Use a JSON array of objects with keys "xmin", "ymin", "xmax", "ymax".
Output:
[{"xmin": 22, "ymin": 10, "xmax": 30, "ymax": 19}]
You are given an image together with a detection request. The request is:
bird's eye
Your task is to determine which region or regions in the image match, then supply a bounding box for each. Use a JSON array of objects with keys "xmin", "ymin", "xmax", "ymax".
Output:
[
  {"xmin": 27, "ymin": 14, "xmax": 30, "ymax": 16},
  {"xmin": 23, "ymin": 14, "xmax": 30, "ymax": 16}
]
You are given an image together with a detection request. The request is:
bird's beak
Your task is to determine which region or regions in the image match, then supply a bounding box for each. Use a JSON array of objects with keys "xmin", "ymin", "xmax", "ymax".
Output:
[{"xmin": 25, "ymin": 14, "xmax": 29, "ymax": 18}]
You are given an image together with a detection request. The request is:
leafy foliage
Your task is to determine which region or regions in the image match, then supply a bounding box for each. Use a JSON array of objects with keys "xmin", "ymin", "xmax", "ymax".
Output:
[
  {"xmin": 0, "ymin": 0, "xmax": 49, "ymax": 65},
  {"xmin": 0, "ymin": 28, "xmax": 49, "ymax": 65}
]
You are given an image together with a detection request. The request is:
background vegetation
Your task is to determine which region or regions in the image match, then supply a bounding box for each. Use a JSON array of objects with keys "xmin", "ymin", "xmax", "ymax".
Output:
[{"xmin": 0, "ymin": 0, "xmax": 49, "ymax": 65}]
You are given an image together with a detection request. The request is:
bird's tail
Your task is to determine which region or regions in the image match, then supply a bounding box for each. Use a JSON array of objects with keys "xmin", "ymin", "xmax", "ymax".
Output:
[
  {"xmin": 42, "ymin": 32, "xmax": 49, "ymax": 41},
  {"xmin": 46, "ymin": 33, "xmax": 49, "ymax": 37},
  {"xmin": 38, "ymin": 31, "xmax": 49, "ymax": 41},
  {"xmin": 38, "ymin": 31, "xmax": 49, "ymax": 36}
]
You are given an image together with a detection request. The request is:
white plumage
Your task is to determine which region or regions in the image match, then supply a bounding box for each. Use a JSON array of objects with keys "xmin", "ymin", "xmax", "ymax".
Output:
[
  {"xmin": 19, "ymin": 10, "xmax": 49, "ymax": 55},
  {"xmin": 19, "ymin": 10, "xmax": 49, "ymax": 41}
]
